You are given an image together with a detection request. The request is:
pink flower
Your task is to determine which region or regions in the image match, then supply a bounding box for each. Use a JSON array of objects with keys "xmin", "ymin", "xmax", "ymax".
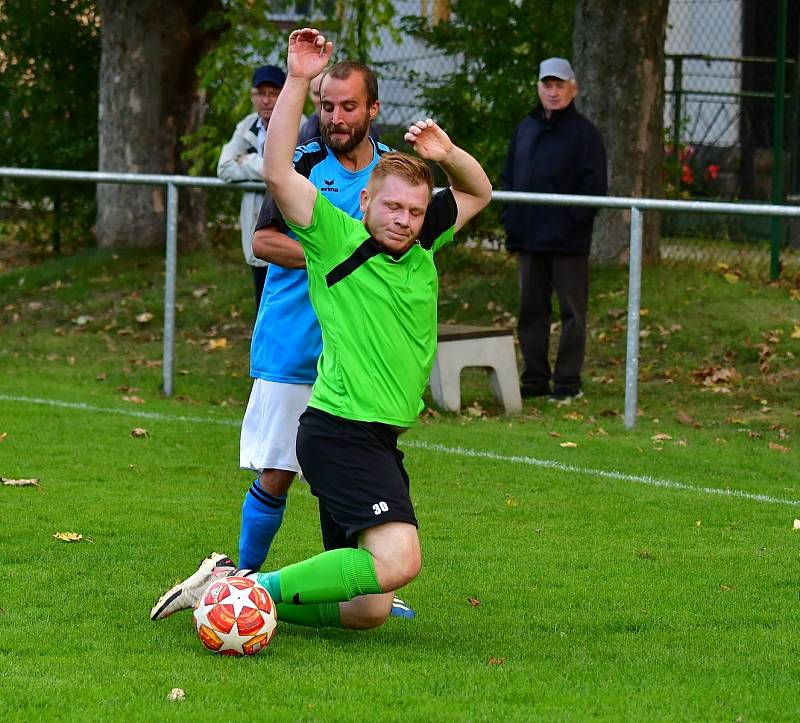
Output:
[
  {"xmin": 705, "ymin": 164, "xmax": 720, "ymax": 180},
  {"xmin": 681, "ymin": 164, "xmax": 694, "ymax": 185}
]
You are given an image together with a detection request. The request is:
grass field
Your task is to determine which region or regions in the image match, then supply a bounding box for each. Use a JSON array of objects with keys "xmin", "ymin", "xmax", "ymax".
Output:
[{"xmin": 1, "ymin": 242, "xmax": 799, "ymax": 720}]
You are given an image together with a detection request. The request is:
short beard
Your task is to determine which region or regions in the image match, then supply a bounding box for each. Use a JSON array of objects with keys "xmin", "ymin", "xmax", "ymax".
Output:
[{"xmin": 321, "ymin": 118, "xmax": 370, "ymax": 154}]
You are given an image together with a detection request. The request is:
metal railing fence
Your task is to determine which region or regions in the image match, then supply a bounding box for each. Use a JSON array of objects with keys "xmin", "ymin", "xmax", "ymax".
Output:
[{"xmin": 4, "ymin": 166, "xmax": 800, "ymax": 429}]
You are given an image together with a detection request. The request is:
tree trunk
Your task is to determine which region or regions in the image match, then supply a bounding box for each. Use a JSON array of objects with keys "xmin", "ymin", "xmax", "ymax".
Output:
[
  {"xmin": 96, "ymin": 0, "xmax": 222, "ymax": 248},
  {"xmin": 573, "ymin": 0, "xmax": 669, "ymax": 264}
]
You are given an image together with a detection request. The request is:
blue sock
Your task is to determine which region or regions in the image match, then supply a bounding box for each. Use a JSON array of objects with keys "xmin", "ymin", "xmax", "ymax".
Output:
[
  {"xmin": 256, "ymin": 571, "xmax": 282, "ymax": 604},
  {"xmin": 238, "ymin": 480, "xmax": 287, "ymax": 571}
]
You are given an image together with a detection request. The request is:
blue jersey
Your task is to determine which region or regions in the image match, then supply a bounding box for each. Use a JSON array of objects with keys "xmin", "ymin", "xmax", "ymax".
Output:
[{"xmin": 250, "ymin": 137, "xmax": 391, "ymax": 383}]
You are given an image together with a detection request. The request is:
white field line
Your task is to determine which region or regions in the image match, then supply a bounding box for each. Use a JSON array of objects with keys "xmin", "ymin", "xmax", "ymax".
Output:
[
  {"xmin": 403, "ymin": 440, "xmax": 800, "ymax": 507},
  {"xmin": 2, "ymin": 393, "xmax": 797, "ymax": 507},
  {"xmin": 0, "ymin": 394, "xmax": 240, "ymax": 427}
]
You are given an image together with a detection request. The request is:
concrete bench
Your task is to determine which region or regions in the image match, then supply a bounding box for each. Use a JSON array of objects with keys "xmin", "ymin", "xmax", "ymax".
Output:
[{"xmin": 429, "ymin": 324, "xmax": 522, "ymax": 414}]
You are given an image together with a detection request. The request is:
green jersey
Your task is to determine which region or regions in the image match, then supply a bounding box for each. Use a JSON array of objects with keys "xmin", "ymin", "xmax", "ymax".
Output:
[{"xmin": 287, "ymin": 189, "xmax": 457, "ymax": 427}]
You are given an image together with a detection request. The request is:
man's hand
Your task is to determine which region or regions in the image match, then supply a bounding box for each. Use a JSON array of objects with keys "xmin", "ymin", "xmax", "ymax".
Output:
[
  {"xmin": 287, "ymin": 28, "xmax": 333, "ymax": 80},
  {"xmin": 404, "ymin": 119, "xmax": 454, "ymax": 163}
]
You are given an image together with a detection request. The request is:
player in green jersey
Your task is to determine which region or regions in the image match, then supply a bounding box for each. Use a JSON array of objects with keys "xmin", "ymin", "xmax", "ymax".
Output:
[{"xmin": 150, "ymin": 27, "xmax": 491, "ymax": 631}]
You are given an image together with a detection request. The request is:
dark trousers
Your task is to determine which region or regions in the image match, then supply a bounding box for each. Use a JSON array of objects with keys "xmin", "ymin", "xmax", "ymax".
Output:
[
  {"xmin": 252, "ymin": 265, "xmax": 268, "ymax": 310},
  {"xmin": 517, "ymin": 251, "xmax": 589, "ymax": 391}
]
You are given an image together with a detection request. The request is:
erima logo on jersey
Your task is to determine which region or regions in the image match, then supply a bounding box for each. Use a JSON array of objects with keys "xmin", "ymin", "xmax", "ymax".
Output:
[{"xmin": 321, "ymin": 178, "xmax": 338, "ymax": 193}]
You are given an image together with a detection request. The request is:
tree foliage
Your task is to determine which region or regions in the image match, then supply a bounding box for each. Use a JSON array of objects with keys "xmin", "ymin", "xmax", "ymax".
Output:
[
  {"xmin": 402, "ymin": 0, "xmax": 574, "ymax": 189},
  {"xmin": 0, "ymin": 0, "xmax": 100, "ymax": 250}
]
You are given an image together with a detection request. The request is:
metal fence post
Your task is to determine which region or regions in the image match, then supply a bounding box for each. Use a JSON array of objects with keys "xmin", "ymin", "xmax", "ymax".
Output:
[
  {"xmin": 163, "ymin": 182, "xmax": 178, "ymax": 397},
  {"xmin": 624, "ymin": 206, "xmax": 643, "ymax": 429},
  {"xmin": 770, "ymin": 0, "xmax": 788, "ymax": 281},
  {"xmin": 672, "ymin": 55, "xmax": 684, "ymax": 192}
]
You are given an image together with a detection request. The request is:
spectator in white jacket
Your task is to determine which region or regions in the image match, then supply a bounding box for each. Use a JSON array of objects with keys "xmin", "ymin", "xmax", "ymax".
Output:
[{"xmin": 217, "ymin": 65, "xmax": 286, "ymax": 307}]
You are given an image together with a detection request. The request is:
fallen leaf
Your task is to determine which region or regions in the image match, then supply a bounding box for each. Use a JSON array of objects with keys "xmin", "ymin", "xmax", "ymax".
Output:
[
  {"xmin": 559, "ymin": 441, "xmax": 578, "ymax": 448},
  {"xmin": 0, "ymin": 432, "xmax": 7, "ymax": 442},
  {"xmin": 487, "ymin": 657, "xmax": 506, "ymax": 666},
  {"xmin": 72, "ymin": 314, "xmax": 93, "ymax": 326},
  {"xmin": 136, "ymin": 312, "xmax": 154, "ymax": 324},
  {"xmin": 205, "ymin": 338, "xmax": 228, "ymax": 351},
  {"xmin": 548, "ymin": 431, "xmax": 561, "ymax": 438},
  {"xmin": 53, "ymin": 531, "xmax": 83, "ymax": 542},
  {"xmin": 467, "ymin": 596, "xmax": 480, "ymax": 607},
  {"xmin": 719, "ymin": 584, "xmax": 734, "ymax": 591},
  {"xmin": 768, "ymin": 442, "xmax": 789, "ymax": 453},
  {"xmin": 651, "ymin": 433, "xmax": 672, "ymax": 442},
  {"xmin": 562, "ymin": 412, "xmax": 583, "ymax": 421},
  {"xmin": 192, "ymin": 286, "xmax": 208, "ymax": 298},
  {"xmin": 505, "ymin": 495, "xmax": 518, "ymax": 508},
  {"xmin": 167, "ymin": 688, "xmax": 186, "ymax": 702},
  {"xmin": 2, "ymin": 477, "xmax": 40, "ymax": 487},
  {"xmin": 723, "ymin": 273, "xmax": 740, "ymax": 284},
  {"xmin": 122, "ymin": 395, "xmax": 145, "ymax": 404},
  {"xmin": 791, "ymin": 325, "xmax": 800, "ymax": 339},
  {"xmin": 465, "ymin": 403, "xmax": 486, "ymax": 418},
  {"xmin": 792, "ymin": 519, "xmax": 800, "ymax": 530},
  {"xmin": 131, "ymin": 428, "xmax": 149, "ymax": 438},
  {"xmin": 692, "ymin": 366, "xmax": 738, "ymax": 386}
]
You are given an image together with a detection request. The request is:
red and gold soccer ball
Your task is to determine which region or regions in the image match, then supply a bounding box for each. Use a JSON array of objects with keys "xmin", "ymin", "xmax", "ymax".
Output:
[{"xmin": 192, "ymin": 576, "xmax": 277, "ymax": 656}]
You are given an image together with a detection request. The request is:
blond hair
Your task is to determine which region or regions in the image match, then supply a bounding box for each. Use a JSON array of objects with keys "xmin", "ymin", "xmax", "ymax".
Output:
[{"xmin": 366, "ymin": 152, "xmax": 434, "ymax": 196}]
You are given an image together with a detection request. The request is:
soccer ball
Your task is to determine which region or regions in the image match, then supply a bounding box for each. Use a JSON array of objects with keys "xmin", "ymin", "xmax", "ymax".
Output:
[{"xmin": 193, "ymin": 576, "xmax": 277, "ymax": 656}]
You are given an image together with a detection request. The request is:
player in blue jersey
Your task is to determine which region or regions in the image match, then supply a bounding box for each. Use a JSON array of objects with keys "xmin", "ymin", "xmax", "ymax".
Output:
[{"xmin": 238, "ymin": 59, "xmax": 415, "ymax": 619}]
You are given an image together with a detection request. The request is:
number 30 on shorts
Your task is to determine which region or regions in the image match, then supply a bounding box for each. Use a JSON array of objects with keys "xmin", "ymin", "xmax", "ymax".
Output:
[{"xmin": 372, "ymin": 501, "xmax": 389, "ymax": 515}]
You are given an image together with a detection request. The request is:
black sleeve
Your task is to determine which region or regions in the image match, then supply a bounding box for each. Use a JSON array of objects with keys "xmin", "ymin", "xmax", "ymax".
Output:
[
  {"xmin": 254, "ymin": 196, "xmax": 287, "ymax": 234},
  {"xmin": 418, "ymin": 188, "xmax": 458, "ymax": 250},
  {"xmin": 253, "ymin": 143, "xmax": 328, "ymax": 233},
  {"xmin": 568, "ymin": 123, "xmax": 608, "ymax": 225}
]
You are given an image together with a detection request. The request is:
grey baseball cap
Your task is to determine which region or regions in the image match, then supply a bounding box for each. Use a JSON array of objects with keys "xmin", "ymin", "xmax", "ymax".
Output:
[{"xmin": 538, "ymin": 57, "xmax": 575, "ymax": 81}]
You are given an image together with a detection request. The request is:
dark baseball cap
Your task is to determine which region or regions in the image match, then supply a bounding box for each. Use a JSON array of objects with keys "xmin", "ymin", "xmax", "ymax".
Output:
[{"xmin": 252, "ymin": 65, "xmax": 286, "ymax": 88}]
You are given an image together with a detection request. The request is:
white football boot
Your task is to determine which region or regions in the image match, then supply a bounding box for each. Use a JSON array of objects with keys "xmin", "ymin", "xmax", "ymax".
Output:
[{"xmin": 150, "ymin": 552, "xmax": 235, "ymax": 620}]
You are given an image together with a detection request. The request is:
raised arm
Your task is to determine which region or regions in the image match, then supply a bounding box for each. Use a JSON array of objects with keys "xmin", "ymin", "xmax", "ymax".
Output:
[
  {"xmin": 404, "ymin": 119, "xmax": 492, "ymax": 232},
  {"xmin": 263, "ymin": 28, "xmax": 333, "ymax": 228}
]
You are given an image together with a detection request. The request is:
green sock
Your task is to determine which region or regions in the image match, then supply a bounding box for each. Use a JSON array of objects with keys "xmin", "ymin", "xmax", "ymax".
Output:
[
  {"xmin": 272, "ymin": 547, "xmax": 382, "ymax": 605},
  {"xmin": 275, "ymin": 601, "xmax": 342, "ymax": 628}
]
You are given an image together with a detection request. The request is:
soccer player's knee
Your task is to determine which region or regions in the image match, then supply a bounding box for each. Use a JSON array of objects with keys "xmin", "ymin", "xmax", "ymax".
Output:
[
  {"xmin": 383, "ymin": 547, "xmax": 421, "ymax": 590},
  {"xmin": 400, "ymin": 548, "xmax": 422, "ymax": 584}
]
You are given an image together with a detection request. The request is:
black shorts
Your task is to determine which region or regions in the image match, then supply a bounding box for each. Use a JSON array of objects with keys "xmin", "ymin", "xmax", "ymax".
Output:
[{"xmin": 296, "ymin": 407, "xmax": 418, "ymax": 551}]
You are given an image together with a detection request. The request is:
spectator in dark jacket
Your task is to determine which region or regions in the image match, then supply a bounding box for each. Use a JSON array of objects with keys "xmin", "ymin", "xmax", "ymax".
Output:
[{"xmin": 501, "ymin": 57, "xmax": 607, "ymax": 402}]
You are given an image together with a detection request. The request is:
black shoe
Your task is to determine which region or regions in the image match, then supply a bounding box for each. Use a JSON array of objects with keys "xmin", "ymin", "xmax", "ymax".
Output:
[
  {"xmin": 521, "ymin": 383, "xmax": 549, "ymax": 398},
  {"xmin": 548, "ymin": 386, "xmax": 584, "ymax": 403}
]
